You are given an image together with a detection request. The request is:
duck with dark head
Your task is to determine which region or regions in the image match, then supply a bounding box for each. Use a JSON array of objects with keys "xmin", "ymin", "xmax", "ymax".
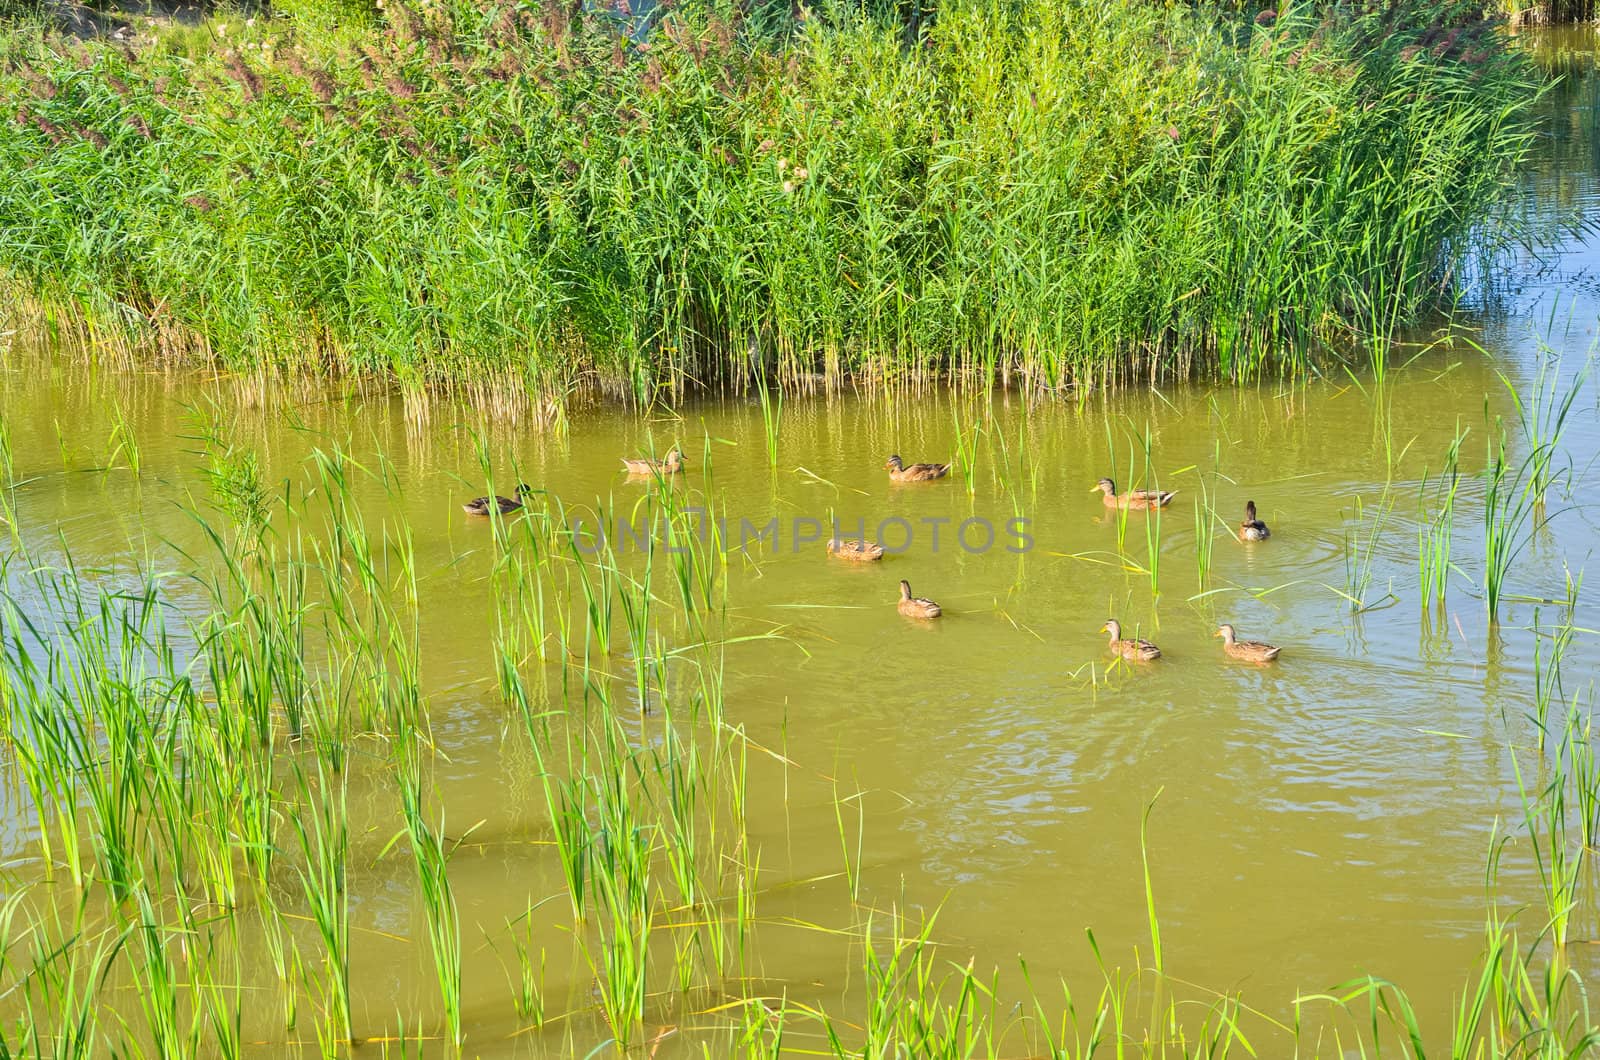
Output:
[
  {"xmin": 463, "ymin": 484, "xmax": 534, "ymax": 516},
  {"xmin": 1240, "ymin": 500, "xmax": 1270, "ymax": 541},
  {"xmin": 884, "ymin": 455, "xmax": 952, "ymax": 483}
]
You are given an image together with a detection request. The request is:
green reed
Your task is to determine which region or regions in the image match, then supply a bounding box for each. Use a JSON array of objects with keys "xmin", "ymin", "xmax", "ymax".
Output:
[
  {"xmin": 1501, "ymin": 353, "xmax": 1588, "ymax": 508},
  {"xmin": 501, "ymin": 902, "xmax": 548, "ymax": 1026},
  {"xmin": 753, "ymin": 340, "xmax": 783, "ymax": 469},
  {"xmin": 1192, "ymin": 445, "xmax": 1219, "ymax": 588},
  {"xmin": 832, "ymin": 777, "xmax": 865, "ymax": 905},
  {"xmin": 12, "ymin": 897, "xmax": 121, "ymax": 1060},
  {"xmin": 393, "ymin": 730, "xmax": 465, "ymax": 1046},
  {"xmin": 1484, "ymin": 426, "xmax": 1544, "ymax": 625},
  {"xmin": 523, "ymin": 710, "xmax": 591, "ymax": 925},
  {"xmin": 1568, "ymin": 707, "xmax": 1600, "ymax": 853},
  {"xmin": 0, "ymin": 0, "xmax": 1536, "ymax": 413},
  {"xmin": 1513, "ymin": 746, "xmax": 1582, "ymax": 957},
  {"xmin": 837, "ymin": 904, "xmax": 1001, "ymax": 1057},
  {"xmin": 288, "ymin": 755, "xmax": 353, "ymax": 1045},
  {"xmin": 126, "ymin": 884, "xmax": 194, "ymax": 1056},
  {"xmin": 191, "ymin": 914, "xmax": 245, "ymax": 1060},
  {"xmin": 566, "ymin": 499, "xmax": 620, "ymax": 659},
  {"xmin": 0, "ymin": 412, "xmax": 13, "ymax": 485},
  {"xmin": 1483, "ymin": 357, "xmax": 1586, "ymax": 623},
  {"xmin": 951, "ymin": 402, "xmax": 981, "ymax": 497},
  {"xmin": 1419, "ymin": 427, "xmax": 1465, "ymax": 612},
  {"xmin": 1532, "ymin": 611, "xmax": 1576, "ymax": 756},
  {"xmin": 1340, "ymin": 491, "xmax": 1397, "ymax": 614}
]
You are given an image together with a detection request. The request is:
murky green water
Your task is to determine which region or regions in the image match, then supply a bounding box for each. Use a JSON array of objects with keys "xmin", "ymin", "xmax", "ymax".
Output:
[{"xmin": 6, "ymin": 28, "xmax": 1600, "ymax": 1057}]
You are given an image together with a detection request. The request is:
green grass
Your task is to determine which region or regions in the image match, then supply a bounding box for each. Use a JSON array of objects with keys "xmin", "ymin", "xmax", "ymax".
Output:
[
  {"xmin": 0, "ymin": 0, "xmax": 1537, "ymax": 416},
  {"xmin": 1419, "ymin": 425, "xmax": 1465, "ymax": 611}
]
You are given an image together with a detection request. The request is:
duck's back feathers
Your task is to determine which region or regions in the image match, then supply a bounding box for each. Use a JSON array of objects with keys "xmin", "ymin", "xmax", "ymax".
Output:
[
  {"xmin": 897, "ymin": 579, "xmax": 942, "ymax": 618},
  {"xmin": 827, "ymin": 538, "xmax": 885, "ymax": 562},
  {"xmin": 1240, "ymin": 500, "xmax": 1270, "ymax": 540}
]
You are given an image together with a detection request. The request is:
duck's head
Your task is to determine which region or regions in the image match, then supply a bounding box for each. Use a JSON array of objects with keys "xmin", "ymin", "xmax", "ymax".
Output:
[
  {"xmin": 1101, "ymin": 619, "xmax": 1121, "ymax": 639},
  {"xmin": 1214, "ymin": 624, "xmax": 1237, "ymax": 643},
  {"xmin": 515, "ymin": 483, "xmax": 534, "ymax": 497},
  {"xmin": 884, "ymin": 455, "xmax": 905, "ymax": 471},
  {"xmin": 899, "ymin": 579, "xmax": 913, "ymax": 599},
  {"xmin": 1245, "ymin": 500, "xmax": 1257, "ymax": 520},
  {"xmin": 1091, "ymin": 478, "xmax": 1115, "ymax": 495}
]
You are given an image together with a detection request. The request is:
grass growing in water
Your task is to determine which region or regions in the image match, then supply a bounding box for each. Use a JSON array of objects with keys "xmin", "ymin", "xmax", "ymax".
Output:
[
  {"xmin": 1419, "ymin": 426, "xmax": 1466, "ymax": 612},
  {"xmin": 0, "ymin": 373, "xmax": 1598, "ymax": 1054},
  {"xmin": 0, "ymin": 0, "xmax": 1538, "ymax": 415}
]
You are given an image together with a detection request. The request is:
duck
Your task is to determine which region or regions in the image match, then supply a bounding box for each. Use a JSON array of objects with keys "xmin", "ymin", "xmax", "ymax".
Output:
[
  {"xmin": 884, "ymin": 455, "xmax": 952, "ymax": 482},
  {"xmin": 622, "ymin": 448, "xmax": 684, "ymax": 475},
  {"xmin": 463, "ymin": 484, "xmax": 533, "ymax": 516},
  {"xmin": 897, "ymin": 579, "xmax": 942, "ymax": 619},
  {"xmin": 1102, "ymin": 619, "xmax": 1160, "ymax": 661},
  {"xmin": 1092, "ymin": 478, "xmax": 1175, "ymax": 510},
  {"xmin": 1240, "ymin": 500, "xmax": 1270, "ymax": 541},
  {"xmin": 827, "ymin": 538, "xmax": 885, "ymax": 562},
  {"xmin": 1215, "ymin": 623, "xmax": 1281, "ymax": 662}
]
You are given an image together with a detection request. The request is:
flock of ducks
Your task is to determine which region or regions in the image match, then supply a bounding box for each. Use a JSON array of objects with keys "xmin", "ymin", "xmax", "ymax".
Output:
[{"xmin": 463, "ymin": 448, "xmax": 1283, "ymax": 666}]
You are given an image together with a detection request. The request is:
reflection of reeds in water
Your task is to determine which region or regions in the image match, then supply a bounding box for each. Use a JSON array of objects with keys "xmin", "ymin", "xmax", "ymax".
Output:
[{"xmin": 106, "ymin": 399, "xmax": 141, "ymax": 476}]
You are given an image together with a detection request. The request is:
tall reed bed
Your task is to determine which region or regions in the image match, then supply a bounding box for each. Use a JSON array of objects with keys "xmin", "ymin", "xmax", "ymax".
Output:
[{"xmin": 0, "ymin": 0, "xmax": 1535, "ymax": 417}]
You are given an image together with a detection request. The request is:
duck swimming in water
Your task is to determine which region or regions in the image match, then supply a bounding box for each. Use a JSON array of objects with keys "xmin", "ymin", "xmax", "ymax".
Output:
[
  {"xmin": 1215, "ymin": 623, "xmax": 1281, "ymax": 663},
  {"xmin": 622, "ymin": 449, "xmax": 684, "ymax": 475},
  {"xmin": 1091, "ymin": 478, "xmax": 1174, "ymax": 510},
  {"xmin": 1102, "ymin": 619, "xmax": 1161, "ymax": 661},
  {"xmin": 884, "ymin": 455, "xmax": 952, "ymax": 482},
  {"xmin": 1240, "ymin": 500, "xmax": 1270, "ymax": 541},
  {"xmin": 897, "ymin": 580, "xmax": 942, "ymax": 619},
  {"xmin": 827, "ymin": 538, "xmax": 885, "ymax": 562},
  {"xmin": 463, "ymin": 484, "xmax": 533, "ymax": 516}
]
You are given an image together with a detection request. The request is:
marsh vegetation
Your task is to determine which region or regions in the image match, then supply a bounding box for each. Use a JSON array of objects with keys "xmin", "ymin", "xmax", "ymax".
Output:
[
  {"xmin": 0, "ymin": 0, "xmax": 1540, "ymax": 418},
  {"xmin": 1, "ymin": 4, "xmax": 1599, "ymax": 1058}
]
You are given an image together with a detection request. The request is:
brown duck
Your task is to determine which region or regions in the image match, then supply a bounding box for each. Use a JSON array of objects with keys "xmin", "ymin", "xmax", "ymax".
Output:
[
  {"xmin": 1240, "ymin": 500, "xmax": 1270, "ymax": 541},
  {"xmin": 897, "ymin": 580, "xmax": 942, "ymax": 619},
  {"xmin": 622, "ymin": 449, "xmax": 684, "ymax": 475},
  {"xmin": 885, "ymin": 455, "xmax": 952, "ymax": 482},
  {"xmin": 827, "ymin": 538, "xmax": 885, "ymax": 562},
  {"xmin": 1215, "ymin": 624, "xmax": 1281, "ymax": 662},
  {"xmin": 1092, "ymin": 478, "xmax": 1174, "ymax": 510},
  {"xmin": 1102, "ymin": 619, "xmax": 1160, "ymax": 661},
  {"xmin": 463, "ymin": 484, "xmax": 533, "ymax": 516}
]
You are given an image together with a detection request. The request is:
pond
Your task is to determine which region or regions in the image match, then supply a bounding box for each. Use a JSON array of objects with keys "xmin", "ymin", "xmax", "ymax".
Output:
[{"xmin": 3, "ymin": 26, "xmax": 1600, "ymax": 1059}]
